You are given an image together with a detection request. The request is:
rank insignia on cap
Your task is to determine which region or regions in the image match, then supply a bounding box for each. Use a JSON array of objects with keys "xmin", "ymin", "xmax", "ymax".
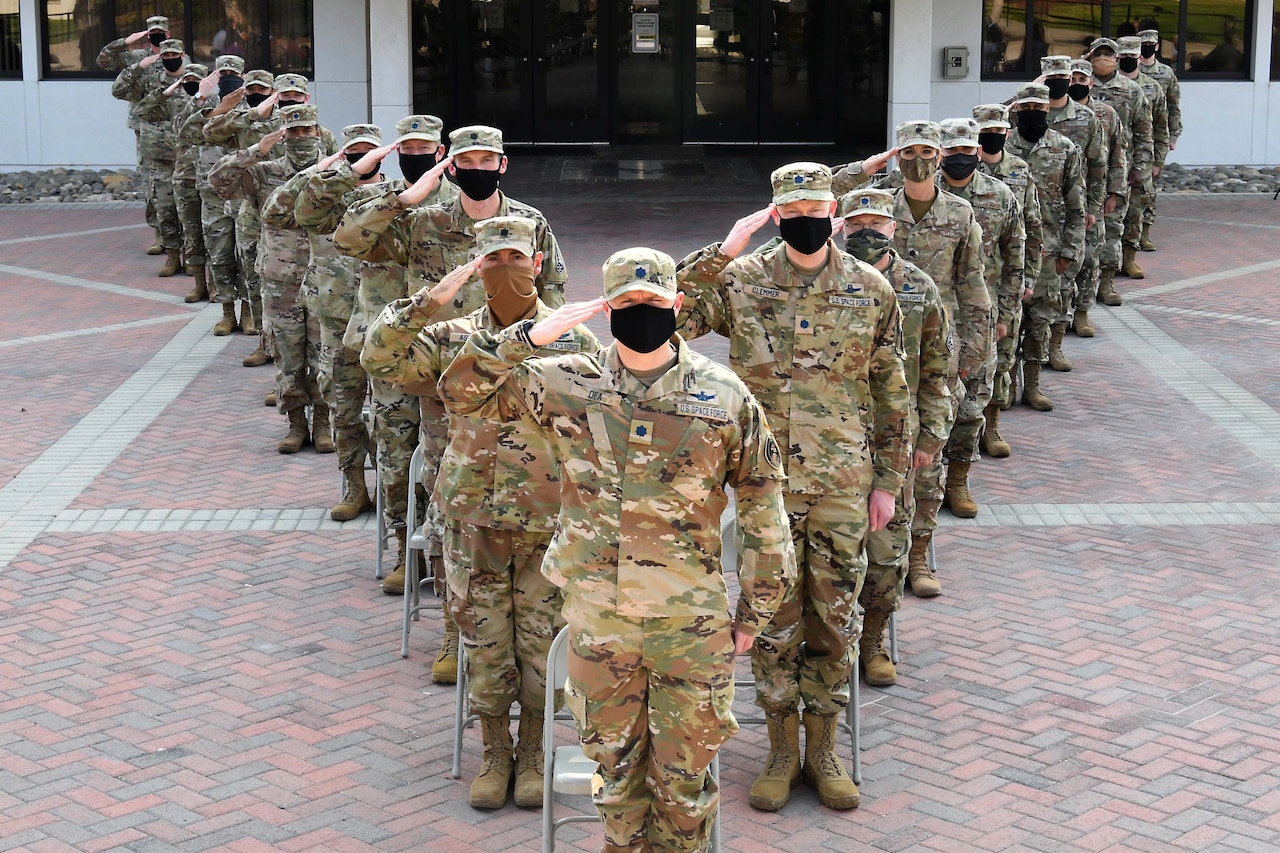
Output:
[
  {"xmin": 499, "ymin": 228, "xmax": 509, "ymax": 237},
  {"xmin": 794, "ymin": 175, "xmax": 805, "ymax": 184},
  {"xmin": 635, "ymin": 266, "xmax": 647, "ymax": 279},
  {"xmin": 471, "ymin": 132, "xmax": 479, "ymax": 140},
  {"xmin": 411, "ymin": 122, "xmax": 419, "ymax": 129},
  {"xmin": 292, "ymin": 111, "xmax": 300, "ymax": 120},
  {"xmin": 860, "ymin": 197, "xmax": 870, "ymax": 206}
]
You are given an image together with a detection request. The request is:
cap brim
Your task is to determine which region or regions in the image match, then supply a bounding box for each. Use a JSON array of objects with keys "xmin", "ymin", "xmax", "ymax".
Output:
[
  {"xmin": 1015, "ymin": 97, "xmax": 1050, "ymax": 106},
  {"xmin": 773, "ymin": 188, "xmax": 834, "ymax": 205},
  {"xmin": 277, "ymin": 87, "xmax": 308, "ymax": 94},
  {"xmin": 476, "ymin": 239, "xmax": 535, "ymax": 257},
  {"xmin": 449, "ymin": 143, "xmax": 504, "ymax": 156},
  {"xmin": 344, "ymin": 135, "xmax": 382, "ymax": 149},
  {"xmin": 396, "ymin": 132, "xmax": 440, "ymax": 144},
  {"xmin": 940, "ymin": 136, "xmax": 977, "ymax": 148},
  {"xmin": 841, "ymin": 207, "xmax": 891, "ymax": 220},
  {"xmin": 604, "ymin": 280, "xmax": 675, "ymax": 302},
  {"xmin": 284, "ymin": 120, "xmax": 319, "ymax": 128},
  {"xmin": 975, "ymin": 120, "xmax": 1011, "ymax": 130},
  {"xmin": 896, "ymin": 136, "xmax": 939, "ymax": 150}
]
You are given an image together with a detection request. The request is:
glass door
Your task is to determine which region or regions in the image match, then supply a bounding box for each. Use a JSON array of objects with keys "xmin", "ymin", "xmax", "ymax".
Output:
[
  {"xmin": 535, "ymin": 0, "xmax": 608, "ymax": 142},
  {"xmin": 614, "ymin": 0, "xmax": 680, "ymax": 141}
]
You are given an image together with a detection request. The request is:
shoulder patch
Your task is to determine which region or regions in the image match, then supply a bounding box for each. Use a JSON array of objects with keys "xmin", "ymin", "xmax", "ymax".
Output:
[{"xmin": 763, "ymin": 434, "xmax": 783, "ymax": 471}]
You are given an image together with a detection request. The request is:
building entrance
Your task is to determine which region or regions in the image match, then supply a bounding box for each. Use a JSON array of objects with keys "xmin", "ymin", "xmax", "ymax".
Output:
[{"xmin": 411, "ymin": 0, "xmax": 887, "ymax": 147}]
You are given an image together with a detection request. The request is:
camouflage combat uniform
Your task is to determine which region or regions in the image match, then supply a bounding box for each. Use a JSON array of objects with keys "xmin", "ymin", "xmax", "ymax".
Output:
[
  {"xmin": 1045, "ymin": 88, "xmax": 1106, "ymax": 323},
  {"xmin": 98, "ymin": 19, "xmax": 164, "ymax": 231},
  {"xmin": 1091, "ymin": 43, "xmax": 1154, "ymax": 280},
  {"xmin": 1138, "ymin": 31, "xmax": 1182, "ymax": 238},
  {"xmin": 171, "ymin": 67, "xmax": 210, "ymax": 276},
  {"xmin": 1124, "ymin": 57, "xmax": 1169, "ymax": 254},
  {"xmin": 439, "ymin": 249, "xmax": 792, "ymax": 850},
  {"xmin": 1068, "ymin": 64, "xmax": 1128, "ymax": 314}
]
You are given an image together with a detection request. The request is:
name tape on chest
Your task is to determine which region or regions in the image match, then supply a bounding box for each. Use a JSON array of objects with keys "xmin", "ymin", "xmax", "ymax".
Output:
[
  {"xmin": 677, "ymin": 402, "xmax": 730, "ymax": 421},
  {"xmin": 749, "ymin": 284, "xmax": 785, "ymax": 300}
]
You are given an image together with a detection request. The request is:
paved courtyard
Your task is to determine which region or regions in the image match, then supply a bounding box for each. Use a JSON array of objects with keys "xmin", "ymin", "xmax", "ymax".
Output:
[{"xmin": 2, "ymin": 185, "xmax": 1280, "ymax": 852}]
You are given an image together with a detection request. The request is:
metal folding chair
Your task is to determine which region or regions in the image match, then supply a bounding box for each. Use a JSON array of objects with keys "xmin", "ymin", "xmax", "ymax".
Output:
[{"xmin": 400, "ymin": 444, "xmax": 435, "ymax": 657}]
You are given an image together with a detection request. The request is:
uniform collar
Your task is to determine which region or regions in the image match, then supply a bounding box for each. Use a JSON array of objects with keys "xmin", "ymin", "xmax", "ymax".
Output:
[{"xmin": 602, "ymin": 334, "xmax": 698, "ymax": 400}]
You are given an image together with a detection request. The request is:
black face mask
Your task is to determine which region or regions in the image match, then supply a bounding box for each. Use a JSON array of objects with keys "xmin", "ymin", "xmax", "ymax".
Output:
[
  {"xmin": 346, "ymin": 151, "xmax": 379, "ymax": 180},
  {"xmin": 1016, "ymin": 111, "xmax": 1048, "ymax": 143},
  {"xmin": 182, "ymin": 81, "xmax": 200, "ymax": 96},
  {"xmin": 217, "ymin": 75, "xmax": 243, "ymax": 97},
  {"xmin": 452, "ymin": 166, "xmax": 502, "ymax": 201},
  {"xmin": 162, "ymin": 57, "xmax": 184, "ymax": 73},
  {"xmin": 1118, "ymin": 56, "xmax": 1140, "ymax": 73},
  {"xmin": 277, "ymin": 97, "xmax": 305, "ymax": 109},
  {"xmin": 245, "ymin": 91, "xmax": 269, "ymax": 108},
  {"xmin": 845, "ymin": 228, "xmax": 893, "ymax": 265},
  {"xmin": 610, "ymin": 302, "xmax": 676, "ymax": 354},
  {"xmin": 1140, "ymin": 43, "xmax": 1157, "ymax": 58},
  {"xmin": 1068, "ymin": 83, "xmax": 1091, "ymax": 101},
  {"xmin": 398, "ymin": 152, "xmax": 435, "ymax": 185},
  {"xmin": 778, "ymin": 215, "xmax": 830, "ymax": 255},
  {"xmin": 941, "ymin": 151, "xmax": 980, "ymax": 181},
  {"xmin": 149, "ymin": 32, "xmax": 164, "ymax": 47},
  {"xmin": 1046, "ymin": 78, "xmax": 1070, "ymax": 100},
  {"xmin": 978, "ymin": 131, "xmax": 1007, "ymax": 155}
]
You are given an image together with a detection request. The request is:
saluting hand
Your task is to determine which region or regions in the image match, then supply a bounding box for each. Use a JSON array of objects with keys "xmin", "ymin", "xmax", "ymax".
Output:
[
  {"xmin": 720, "ymin": 205, "xmax": 775, "ymax": 259},
  {"xmin": 350, "ymin": 142, "xmax": 397, "ymax": 178},
  {"xmin": 398, "ymin": 155, "xmax": 453, "ymax": 206},
  {"xmin": 220, "ymin": 85, "xmax": 246, "ymax": 108},
  {"xmin": 318, "ymin": 150, "xmax": 346, "ymax": 171},
  {"xmin": 256, "ymin": 91, "xmax": 278, "ymax": 118},
  {"xmin": 258, "ymin": 127, "xmax": 287, "ymax": 156},
  {"xmin": 424, "ymin": 257, "xmax": 482, "ymax": 306},
  {"xmin": 126, "ymin": 30, "xmax": 149, "ymax": 46},
  {"xmin": 859, "ymin": 147, "xmax": 899, "ymax": 177},
  {"xmin": 164, "ymin": 78, "xmax": 183, "ymax": 96},
  {"xmin": 528, "ymin": 299, "xmax": 606, "ymax": 347},
  {"xmin": 139, "ymin": 53, "xmax": 160, "ymax": 68}
]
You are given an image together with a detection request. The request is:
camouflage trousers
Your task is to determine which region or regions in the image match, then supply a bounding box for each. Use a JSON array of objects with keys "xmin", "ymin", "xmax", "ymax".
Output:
[
  {"xmin": 1101, "ymin": 192, "xmax": 1129, "ymax": 272},
  {"xmin": 993, "ymin": 305, "xmax": 1023, "ymax": 409},
  {"xmin": 1072, "ymin": 219, "xmax": 1104, "ymax": 314},
  {"xmin": 1123, "ymin": 176, "xmax": 1155, "ymax": 250},
  {"xmin": 200, "ymin": 189, "xmax": 238, "ymax": 304},
  {"xmin": 1021, "ymin": 263, "xmax": 1064, "ymax": 365},
  {"xmin": 563, "ymin": 597, "xmax": 734, "ymax": 853},
  {"xmin": 313, "ymin": 309, "xmax": 369, "ymax": 471},
  {"xmin": 261, "ymin": 275, "xmax": 321, "ymax": 416},
  {"xmin": 144, "ymin": 157, "xmax": 181, "ymax": 251},
  {"xmin": 174, "ymin": 179, "xmax": 205, "ymax": 267},
  {"xmin": 861, "ymin": 465, "xmax": 918, "ymax": 615},
  {"xmin": 136, "ymin": 132, "xmax": 156, "ymax": 230},
  {"xmin": 1143, "ymin": 171, "xmax": 1162, "ymax": 229},
  {"xmin": 444, "ymin": 522, "xmax": 560, "ymax": 717},
  {"xmin": 419, "ymin": 399, "xmax": 450, "ymax": 562},
  {"xmin": 752, "ymin": 491, "xmax": 868, "ymax": 716},
  {"xmin": 370, "ymin": 377, "xmax": 420, "ymax": 532},
  {"xmin": 912, "ymin": 377, "xmax": 961, "ymax": 536},
  {"xmin": 945, "ymin": 353, "xmax": 994, "ymax": 462}
]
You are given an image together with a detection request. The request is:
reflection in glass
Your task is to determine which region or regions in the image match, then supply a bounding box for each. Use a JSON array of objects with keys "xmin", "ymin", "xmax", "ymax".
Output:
[
  {"xmin": 1185, "ymin": 0, "xmax": 1248, "ymax": 72},
  {"xmin": 267, "ymin": 0, "xmax": 312, "ymax": 75},
  {"xmin": 767, "ymin": 0, "xmax": 825, "ymax": 129},
  {"xmin": 1, "ymin": 0, "xmax": 20, "ymax": 75},
  {"xmin": 842, "ymin": 0, "xmax": 888, "ymax": 146},
  {"xmin": 543, "ymin": 0, "xmax": 600, "ymax": 131},
  {"xmin": 693, "ymin": 0, "xmax": 751, "ymax": 132},
  {"xmin": 412, "ymin": 0, "xmax": 453, "ymax": 125},
  {"xmin": 1038, "ymin": 0, "xmax": 1103, "ymax": 58},
  {"xmin": 472, "ymin": 0, "xmax": 525, "ymax": 135},
  {"xmin": 983, "ymin": 0, "xmax": 1028, "ymax": 74},
  {"xmin": 617, "ymin": 0, "xmax": 677, "ymax": 139}
]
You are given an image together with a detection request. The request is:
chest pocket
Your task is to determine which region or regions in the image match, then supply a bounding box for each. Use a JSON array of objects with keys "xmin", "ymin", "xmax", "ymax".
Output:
[
  {"xmin": 903, "ymin": 221, "xmax": 963, "ymax": 281},
  {"xmin": 653, "ymin": 416, "xmax": 721, "ymax": 506},
  {"xmin": 727, "ymin": 287, "xmax": 783, "ymax": 369}
]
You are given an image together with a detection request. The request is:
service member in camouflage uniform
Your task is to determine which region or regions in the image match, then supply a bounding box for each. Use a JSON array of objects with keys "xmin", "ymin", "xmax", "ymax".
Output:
[
  {"xmin": 1087, "ymin": 37, "xmax": 1154, "ymax": 303},
  {"xmin": 440, "ymin": 247, "xmax": 793, "ymax": 853},
  {"xmin": 98, "ymin": 14, "xmax": 170, "ymax": 254},
  {"xmin": 363, "ymin": 217, "xmax": 600, "ymax": 811},
  {"xmin": 974, "ymin": 104, "xmax": 1045, "ymax": 415},
  {"xmin": 1118, "ymin": 36, "xmax": 1169, "ymax": 281},
  {"xmin": 300, "ymin": 115, "xmax": 460, "ymax": 613},
  {"xmin": 1138, "ymin": 28, "xmax": 1182, "ymax": 251},
  {"xmin": 211, "ymin": 104, "xmax": 335, "ymax": 452},
  {"xmin": 1007, "ymin": 83, "xmax": 1086, "ymax": 413},
  {"xmin": 677, "ymin": 163, "xmax": 910, "ymax": 813},
  {"xmin": 840, "ymin": 189, "xmax": 951, "ymax": 686},
  {"xmin": 1065, "ymin": 59, "xmax": 1128, "ymax": 337},
  {"xmin": 1041, "ymin": 55, "xmax": 1106, "ymax": 367},
  {"xmin": 169, "ymin": 63, "xmax": 210, "ymax": 302},
  {"xmin": 112, "ymin": 38, "xmax": 189, "ymax": 278}
]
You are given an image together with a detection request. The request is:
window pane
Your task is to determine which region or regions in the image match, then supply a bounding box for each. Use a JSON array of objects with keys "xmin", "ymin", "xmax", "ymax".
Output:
[
  {"xmin": 1186, "ymin": 0, "xmax": 1249, "ymax": 73},
  {"xmin": 1110, "ymin": 2, "xmax": 1177, "ymax": 64},
  {"xmin": 842, "ymin": 0, "xmax": 888, "ymax": 144},
  {"xmin": 1273, "ymin": 0, "xmax": 1280, "ymax": 78},
  {"xmin": 189, "ymin": 1, "xmax": 264, "ymax": 68},
  {"xmin": 1, "ymin": 0, "xmax": 19, "ymax": 76},
  {"xmin": 44, "ymin": 0, "xmax": 102, "ymax": 73},
  {"xmin": 983, "ymin": 0, "xmax": 1029, "ymax": 74},
  {"xmin": 1038, "ymin": 0, "xmax": 1103, "ymax": 58},
  {"xmin": 268, "ymin": 0, "xmax": 312, "ymax": 76}
]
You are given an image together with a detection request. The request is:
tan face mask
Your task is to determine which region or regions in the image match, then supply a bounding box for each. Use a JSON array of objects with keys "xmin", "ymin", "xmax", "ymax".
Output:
[
  {"xmin": 482, "ymin": 264, "xmax": 537, "ymax": 327},
  {"xmin": 1091, "ymin": 56, "xmax": 1117, "ymax": 77}
]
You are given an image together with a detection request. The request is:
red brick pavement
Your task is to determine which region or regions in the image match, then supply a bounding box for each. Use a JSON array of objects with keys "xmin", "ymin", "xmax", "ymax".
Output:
[{"xmin": 3, "ymin": 192, "xmax": 1280, "ymax": 851}]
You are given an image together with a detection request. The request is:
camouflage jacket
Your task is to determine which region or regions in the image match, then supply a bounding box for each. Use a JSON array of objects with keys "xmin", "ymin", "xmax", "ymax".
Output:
[
  {"xmin": 1140, "ymin": 59, "xmax": 1182, "ymax": 145},
  {"xmin": 363, "ymin": 297, "xmax": 600, "ymax": 533},
  {"xmin": 1092, "ymin": 72, "xmax": 1154, "ymax": 179},
  {"xmin": 172, "ymin": 96, "xmax": 218, "ymax": 183},
  {"xmin": 1048, "ymin": 99, "xmax": 1107, "ymax": 219},
  {"xmin": 439, "ymin": 330, "xmax": 794, "ymax": 630},
  {"xmin": 979, "ymin": 151, "xmax": 1044, "ymax": 283},
  {"xmin": 938, "ymin": 172, "xmax": 1025, "ymax": 335},
  {"xmin": 1082, "ymin": 98, "xmax": 1129, "ymax": 196},
  {"xmin": 333, "ymin": 189, "xmax": 567, "ymax": 320},
  {"xmin": 111, "ymin": 62, "xmax": 187, "ymax": 161},
  {"xmin": 97, "ymin": 40, "xmax": 152, "ymax": 129},
  {"xmin": 676, "ymin": 240, "xmax": 911, "ymax": 497},
  {"xmin": 879, "ymin": 251, "xmax": 952, "ymax": 458},
  {"xmin": 1007, "ymin": 128, "xmax": 1087, "ymax": 263},
  {"xmin": 210, "ymin": 147, "xmax": 316, "ymax": 281},
  {"xmin": 1134, "ymin": 71, "xmax": 1170, "ymax": 168},
  {"xmin": 298, "ymin": 158, "xmax": 459, "ymax": 350}
]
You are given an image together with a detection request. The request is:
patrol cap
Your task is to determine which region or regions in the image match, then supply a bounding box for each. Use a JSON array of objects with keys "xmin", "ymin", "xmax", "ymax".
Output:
[
  {"xmin": 243, "ymin": 69, "xmax": 274, "ymax": 88},
  {"xmin": 214, "ymin": 55, "xmax": 245, "ymax": 74},
  {"xmin": 973, "ymin": 103, "xmax": 1011, "ymax": 130},
  {"xmin": 181, "ymin": 63, "xmax": 208, "ymax": 81},
  {"xmin": 146, "ymin": 15, "xmax": 169, "ymax": 32},
  {"xmin": 1040, "ymin": 55, "xmax": 1072, "ymax": 76},
  {"xmin": 396, "ymin": 115, "xmax": 444, "ymax": 144},
  {"xmin": 838, "ymin": 188, "xmax": 895, "ymax": 220},
  {"xmin": 1070, "ymin": 59, "xmax": 1095, "ymax": 78},
  {"xmin": 281, "ymin": 104, "xmax": 319, "ymax": 129},
  {"xmin": 1014, "ymin": 83, "xmax": 1050, "ymax": 105},
  {"xmin": 1088, "ymin": 37, "xmax": 1119, "ymax": 55},
  {"xmin": 770, "ymin": 162, "xmax": 835, "ymax": 205},
  {"xmin": 449, "ymin": 125, "xmax": 504, "ymax": 155},
  {"xmin": 158, "ymin": 39, "xmax": 184, "ymax": 55},
  {"xmin": 895, "ymin": 120, "xmax": 942, "ymax": 151},
  {"xmin": 474, "ymin": 216, "xmax": 537, "ymax": 258},
  {"xmin": 341, "ymin": 124, "xmax": 382, "ymax": 149},
  {"xmin": 601, "ymin": 247, "xmax": 678, "ymax": 302},
  {"xmin": 1116, "ymin": 36, "xmax": 1142, "ymax": 56},
  {"xmin": 274, "ymin": 73, "xmax": 309, "ymax": 94},
  {"xmin": 940, "ymin": 118, "xmax": 980, "ymax": 149},
  {"xmin": 1139, "ymin": 29, "xmax": 1160, "ymax": 44}
]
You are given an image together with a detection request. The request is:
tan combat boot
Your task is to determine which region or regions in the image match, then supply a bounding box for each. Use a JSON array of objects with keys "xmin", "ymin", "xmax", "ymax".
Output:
[
  {"xmin": 244, "ymin": 341, "xmax": 272, "ymax": 367},
  {"xmin": 330, "ymin": 467, "xmax": 371, "ymax": 521},
  {"xmin": 470, "ymin": 714, "xmax": 514, "ymax": 810},
  {"xmin": 1048, "ymin": 323, "xmax": 1072, "ymax": 372},
  {"xmin": 748, "ymin": 711, "xmax": 801, "ymax": 811},
  {"xmin": 312, "ymin": 404, "xmax": 335, "ymax": 454},
  {"xmin": 158, "ymin": 248, "xmax": 182, "ymax": 277},
  {"xmin": 1097, "ymin": 269, "xmax": 1123, "ymax": 306},
  {"xmin": 907, "ymin": 533, "xmax": 940, "ymax": 597},
  {"xmin": 146, "ymin": 230, "xmax": 164, "ymax": 255},
  {"xmin": 184, "ymin": 266, "xmax": 208, "ymax": 303},
  {"xmin": 381, "ymin": 529, "xmax": 408, "ymax": 595},
  {"xmin": 980, "ymin": 404, "xmax": 1011, "ymax": 458},
  {"xmin": 264, "ymin": 389, "xmax": 277, "ymax": 407},
  {"xmin": 1120, "ymin": 246, "xmax": 1145, "ymax": 279},
  {"xmin": 276, "ymin": 409, "xmax": 310, "ymax": 454},
  {"xmin": 859, "ymin": 610, "xmax": 895, "ymax": 686},
  {"xmin": 1021, "ymin": 362, "xmax": 1053, "ymax": 411},
  {"xmin": 213, "ymin": 303, "xmax": 239, "ymax": 336},
  {"xmin": 239, "ymin": 300, "xmax": 259, "ymax": 335},
  {"xmin": 1072, "ymin": 308, "xmax": 1095, "ymax": 338},
  {"xmin": 513, "ymin": 707, "xmax": 545, "ymax": 808},
  {"xmin": 944, "ymin": 459, "xmax": 978, "ymax": 518},
  {"xmin": 432, "ymin": 603, "xmax": 460, "ymax": 684},
  {"xmin": 1139, "ymin": 223, "xmax": 1156, "ymax": 251},
  {"xmin": 801, "ymin": 712, "xmax": 860, "ymax": 810}
]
